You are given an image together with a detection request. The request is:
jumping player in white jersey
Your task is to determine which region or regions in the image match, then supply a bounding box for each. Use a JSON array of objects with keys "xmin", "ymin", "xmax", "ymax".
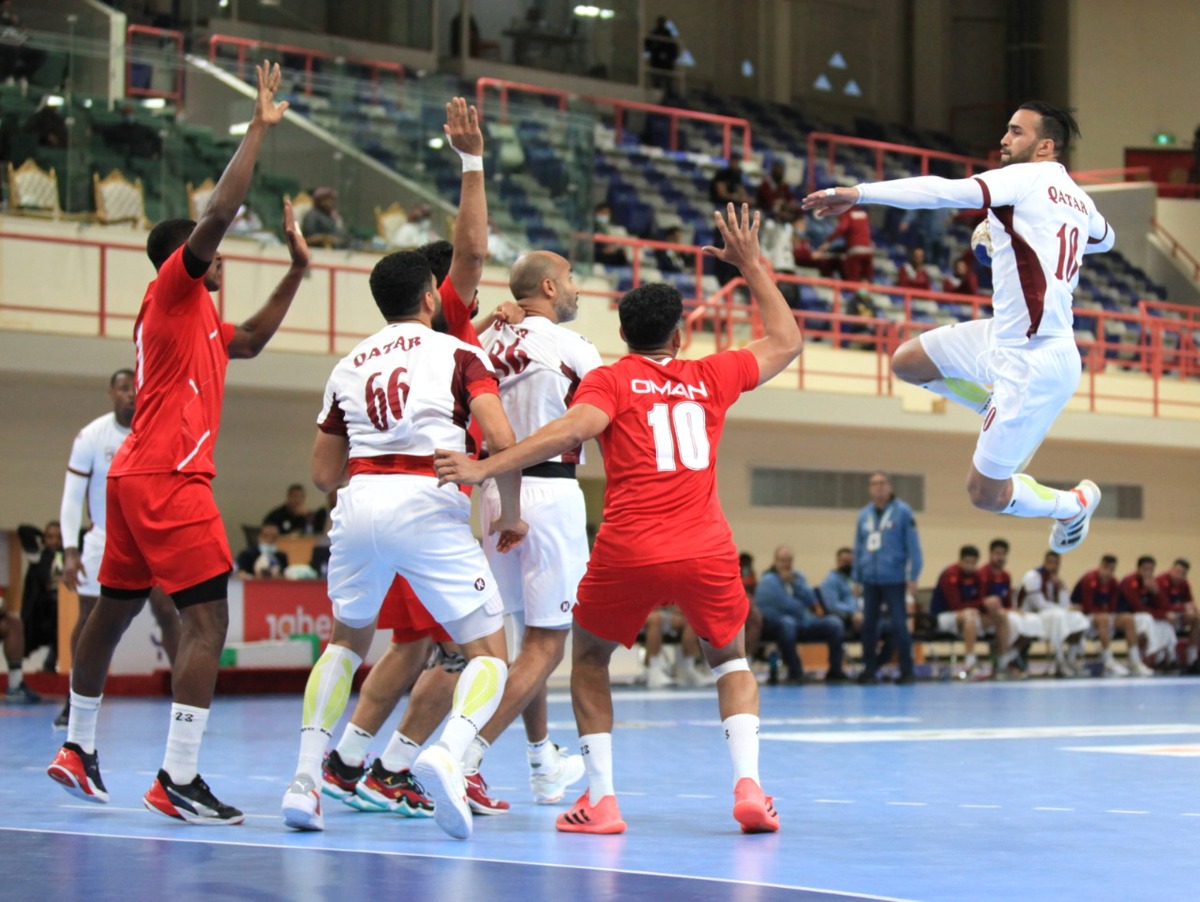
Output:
[
  {"xmin": 56, "ymin": 369, "xmax": 181, "ymax": 729},
  {"xmin": 458, "ymin": 250, "xmax": 601, "ymax": 802},
  {"xmin": 803, "ymin": 102, "xmax": 1115, "ymax": 553},
  {"xmin": 283, "ymin": 250, "xmax": 527, "ymax": 840}
]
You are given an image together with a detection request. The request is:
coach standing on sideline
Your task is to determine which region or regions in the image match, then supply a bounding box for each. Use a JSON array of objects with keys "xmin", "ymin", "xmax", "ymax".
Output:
[{"xmin": 854, "ymin": 471, "xmax": 922, "ymax": 685}]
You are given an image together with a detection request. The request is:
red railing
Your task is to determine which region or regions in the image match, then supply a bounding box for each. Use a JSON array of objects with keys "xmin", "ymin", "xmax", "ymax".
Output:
[
  {"xmin": 1150, "ymin": 218, "xmax": 1200, "ymax": 283},
  {"xmin": 589, "ymin": 233, "xmax": 710, "ymax": 310},
  {"xmin": 805, "ymin": 132, "xmax": 992, "ymax": 193},
  {"xmin": 126, "ymin": 25, "xmax": 184, "ymax": 105},
  {"xmin": 475, "ymin": 78, "xmax": 753, "ymax": 161},
  {"xmin": 207, "ymin": 34, "xmax": 405, "ymax": 98}
]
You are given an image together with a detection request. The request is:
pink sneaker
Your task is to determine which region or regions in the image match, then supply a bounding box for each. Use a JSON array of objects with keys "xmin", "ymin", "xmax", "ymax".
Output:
[
  {"xmin": 556, "ymin": 791, "xmax": 627, "ymax": 834},
  {"xmin": 732, "ymin": 777, "xmax": 779, "ymax": 834}
]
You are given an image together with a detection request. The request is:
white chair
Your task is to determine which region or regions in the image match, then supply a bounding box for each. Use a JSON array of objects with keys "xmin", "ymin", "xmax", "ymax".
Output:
[
  {"xmin": 7, "ymin": 158, "xmax": 62, "ymax": 218},
  {"xmin": 93, "ymin": 169, "xmax": 147, "ymax": 227}
]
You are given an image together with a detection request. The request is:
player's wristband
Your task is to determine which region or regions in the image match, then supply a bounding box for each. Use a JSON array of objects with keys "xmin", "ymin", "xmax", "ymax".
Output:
[{"xmin": 453, "ymin": 148, "xmax": 484, "ymax": 173}]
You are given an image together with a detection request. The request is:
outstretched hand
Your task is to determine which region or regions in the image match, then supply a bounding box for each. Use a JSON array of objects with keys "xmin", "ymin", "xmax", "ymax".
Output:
[
  {"xmin": 434, "ymin": 448, "xmax": 488, "ymax": 487},
  {"xmin": 702, "ymin": 203, "xmax": 762, "ymax": 270},
  {"xmin": 253, "ymin": 61, "xmax": 289, "ymax": 128},
  {"xmin": 282, "ymin": 198, "xmax": 310, "ymax": 268},
  {"xmin": 800, "ymin": 185, "xmax": 861, "ymax": 220},
  {"xmin": 445, "ymin": 96, "xmax": 483, "ymax": 157}
]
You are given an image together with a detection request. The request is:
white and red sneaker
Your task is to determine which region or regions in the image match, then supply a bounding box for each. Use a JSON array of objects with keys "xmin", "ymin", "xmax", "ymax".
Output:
[
  {"xmin": 1049, "ymin": 480, "xmax": 1101, "ymax": 553},
  {"xmin": 47, "ymin": 742, "xmax": 109, "ymax": 804},
  {"xmin": 281, "ymin": 773, "xmax": 323, "ymax": 831},
  {"xmin": 464, "ymin": 770, "xmax": 510, "ymax": 815}
]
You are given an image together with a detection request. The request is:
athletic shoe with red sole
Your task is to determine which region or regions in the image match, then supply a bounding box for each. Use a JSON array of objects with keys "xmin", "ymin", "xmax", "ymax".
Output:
[
  {"xmin": 556, "ymin": 792, "xmax": 627, "ymax": 834},
  {"xmin": 732, "ymin": 777, "xmax": 779, "ymax": 834},
  {"xmin": 47, "ymin": 742, "xmax": 109, "ymax": 804},
  {"xmin": 345, "ymin": 759, "xmax": 434, "ymax": 817},
  {"xmin": 144, "ymin": 769, "xmax": 244, "ymax": 825},
  {"xmin": 320, "ymin": 749, "xmax": 365, "ymax": 801},
  {"xmin": 464, "ymin": 770, "xmax": 509, "ymax": 815}
]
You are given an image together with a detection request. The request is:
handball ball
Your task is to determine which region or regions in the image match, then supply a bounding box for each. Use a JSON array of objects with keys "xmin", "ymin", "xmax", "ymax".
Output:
[{"xmin": 972, "ymin": 220, "xmax": 993, "ymax": 268}]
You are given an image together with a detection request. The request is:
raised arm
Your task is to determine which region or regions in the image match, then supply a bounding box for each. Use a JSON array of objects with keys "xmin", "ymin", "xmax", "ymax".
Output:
[
  {"xmin": 227, "ymin": 200, "xmax": 311, "ymax": 358},
  {"xmin": 188, "ymin": 61, "xmax": 289, "ymax": 264},
  {"xmin": 444, "ymin": 97, "xmax": 488, "ymax": 303},
  {"xmin": 703, "ymin": 203, "xmax": 803, "ymax": 385},
  {"xmin": 802, "ymin": 176, "xmax": 987, "ymax": 220}
]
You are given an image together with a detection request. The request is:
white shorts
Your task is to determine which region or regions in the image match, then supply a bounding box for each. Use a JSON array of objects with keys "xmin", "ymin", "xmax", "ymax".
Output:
[
  {"xmin": 937, "ymin": 609, "xmax": 981, "ymax": 635},
  {"xmin": 77, "ymin": 528, "xmax": 105, "ymax": 598},
  {"xmin": 921, "ymin": 318, "xmax": 1081, "ymax": 479},
  {"xmin": 481, "ymin": 477, "xmax": 587, "ymax": 630},
  {"xmin": 327, "ymin": 475, "xmax": 504, "ymax": 640},
  {"xmin": 1137, "ymin": 613, "xmax": 1176, "ymax": 659}
]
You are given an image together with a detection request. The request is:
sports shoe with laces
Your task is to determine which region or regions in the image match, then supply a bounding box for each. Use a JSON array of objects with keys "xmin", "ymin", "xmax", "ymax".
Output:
[
  {"xmin": 556, "ymin": 791, "xmax": 626, "ymax": 834},
  {"xmin": 5, "ymin": 682, "xmax": 41, "ymax": 705},
  {"xmin": 733, "ymin": 777, "xmax": 780, "ymax": 834},
  {"xmin": 1049, "ymin": 480, "xmax": 1101, "ymax": 554},
  {"xmin": 53, "ymin": 702, "xmax": 69, "ymax": 730},
  {"xmin": 529, "ymin": 743, "xmax": 586, "ymax": 805},
  {"xmin": 1103, "ymin": 658, "xmax": 1130, "ymax": 677},
  {"xmin": 1129, "ymin": 658, "xmax": 1153, "ymax": 677},
  {"xmin": 413, "ymin": 744, "xmax": 472, "ymax": 839},
  {"xmin": 345, "ymin": 759, "xmax": 434, "ymax": 817},
  {"xmin": 281, "ymin": 773, "xmax": 323, "ymax": 831},
  {"xmin": 320, "ymin": 749, "xmax": 364, "ymax": 801},
  {"xmin": 145, "ymin": 769, "xmax": 244, "ymax": 825},
  {"xmin": 47, "ymin": 742, "xmax": 109, "ymax": 804},
  {"xmin": 463, "ymin": 769, "xmax": 509, "ymax": 814}
]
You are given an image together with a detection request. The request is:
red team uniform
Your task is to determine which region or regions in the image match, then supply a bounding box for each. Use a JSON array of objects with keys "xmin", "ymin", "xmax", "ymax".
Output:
[
  {"xmin": 1072, "ymin": 569, "xmax": 1122, "ymax": 615},
  {"xmin": 570, "ymin": 348, "xmax": 760, "ymax": 648},
  {"xmin": 933, "ymin": 564, "xmax": 984, "ymax": 613},
  {"xmin": 99, "ymin": 246, "xmax": 235, "ymax": 594}
]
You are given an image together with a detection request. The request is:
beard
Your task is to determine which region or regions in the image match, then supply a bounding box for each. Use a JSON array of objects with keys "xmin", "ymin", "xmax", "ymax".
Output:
[
  {"xmin": 1001, "ymin": 145, "xmax": 1035, "ymax": 166},
  {"xmin": 431, "ymin": 310, "xmax": 449, "ymax": 333}
]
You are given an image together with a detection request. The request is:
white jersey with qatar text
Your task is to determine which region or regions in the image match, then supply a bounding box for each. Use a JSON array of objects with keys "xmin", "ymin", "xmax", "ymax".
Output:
[
  {"xmin": 65, "ymin": 412, "xmax": 131, "ymax": 534},
  {"xmin": 479, "ymin": 316, "xmax": 603, "ymax": 463},
  {"xmin": 857, "ymin": 162, "xmax": 1115, "ymax": 346},
  {"xmin": 317, "ymin": 322, "xmax": 499, "ymax": 466}
]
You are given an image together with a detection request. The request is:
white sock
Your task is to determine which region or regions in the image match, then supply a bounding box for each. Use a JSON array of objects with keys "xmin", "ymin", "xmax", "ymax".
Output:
[
  {"xmin": 380, "ymin": 731, "xmax": 421, "ymax": 773},
  {"xmin": 1004, "ymin": 474, "xmax": 1084, "ymax": 519},
  {"xmin": 297, "ymin": 644, "xmax": 363, "ymax": 781},
  {"xmin": 461, "ymin": 735, "xmax": 489, "ymax": 774},
  {"xmin": 580, "ymin": 732, "xmax": 614, "ymax": 805},
  {"xmin": 1189, "ymin": 645, "xmax": 1199, "ymax": 666},
  {"xmin": 335, "ymin": 723, "xmax": 374, "ymax": 767},
  {"xmin": 920, "ymin": 377, "xmax": 992, "ymax": 414},
  {"xmin": 1102, "ymin": 647, "xmax": 1114, "ymax": 663},
  {"xmin": 527, "ymin": 735, "xmax": 553, "ymax": 768},
  {"xmin": 1067, "ymin": 643, "xmax": 1082, "ymax": 664},
  {"xmin": 965, "ymin": 653, "xmax": 977, "ymax": 668},
  {"xmin": 162, "ymin": 703, "xmax": 209, "ymax": 784},
  {"xmin": 8, "ymin": 666, "xmax": 23, "ymax": 690},
  {"xmin": 997, "ymin": 649, "xmax": 1016, "ymax": 669},
  {"xmin": 436, "ymin": 656, "xmax": 507, "ymax": 763},
  {"xmin": 723, "ymin": 713, "xmax": 761, "ymax": 788},
  {"xmin": 1129, "ymin": 644, "xmax": 1143, "ymax": 666},
  {"xmin": 67, "ymin": 691, "xmax": 102, "ymax": 754}
]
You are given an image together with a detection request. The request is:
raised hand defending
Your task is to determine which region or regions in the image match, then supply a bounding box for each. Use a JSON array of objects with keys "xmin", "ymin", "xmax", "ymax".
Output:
[
  {"xmin": 702, "ymin": 203, "xmax": 762, "ymax": 271},
  {"xmin": 445, "ymin": 96, "xmax": 483, "ymax": 157},
  {"xmin": 282, "ymin": 199, "xmax": 310, "ymax": 269},
  {"xmin": 253, "ymin": 61, "xmax": 290, "ymax": 128}
]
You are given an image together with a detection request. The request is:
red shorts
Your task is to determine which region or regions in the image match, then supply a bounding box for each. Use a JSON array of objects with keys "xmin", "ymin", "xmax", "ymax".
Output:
[
  {"xmin": 99, "ymin": 472, "xmax": 233, "ymax": 595},
  {"xmin": 378, "ymin": 576, "xmax": 452, "ymax": 644},
  {"xmin": 576, "ymin": 550, "xmax": 749, "ymax": 649}
]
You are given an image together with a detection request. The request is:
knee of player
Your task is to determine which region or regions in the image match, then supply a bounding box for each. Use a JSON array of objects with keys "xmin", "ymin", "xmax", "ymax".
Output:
[
  {"xmin": 891, "ymin": 340, "xmax": 930, "ymax": 384},
  {"xmin": 966, "ymin": 474, "xmax": 1007, "ymax": 512}
]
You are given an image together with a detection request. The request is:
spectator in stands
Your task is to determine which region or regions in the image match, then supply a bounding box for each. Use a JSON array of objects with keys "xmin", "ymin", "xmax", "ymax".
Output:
[
  {"xmin": 486, "ymin": 219, "xmax": 522, "ymax": 266},
  {"xmin": 756, "ymin": 160, "xmax": 801, "ymax": 221},
  {"xmin": 643, "ymin": 16, "xmax": 680, "ymax": 94},
  {"xmin": 896, "ymin": 247, "xmax": 932, "ymax": 292},
  {"xmin": 817, "ymin": 207, "xmax": 874, "ymax": 284},
  {"xmin": 593, "ymin": 202, "xmax": 629, "ymax": 267},
  {"xmin": 791, "ymin": 211, "xmax": 839, "ymax": 279},
  {"xmin": 755, "ymin": 546, "xmax": 850, "ymax": 683},
  {"xmin": 391, "ymin": 202, "xmax": 439, "ymax": 249},
  {"xmin": 235, "ymin": 523, "xmax": 289, "ymax": 579},
  {"xmin": 1072, "ymin": 553, "xmax": 1130, "ymax": 677},
  {"xmin": 264, "ymin": 483, "xmax": 327, "ymax": 536},
  {"xmin": 944, "ymin": 257, "xmax": 979, "ymax": 295},
  {"xmin": 20, "ymin": 520, "xmax": 62, "ymax": 673},
  {"xmin": 709, "ymin": 153, "xmax": 751, "ymax": 206},
  {"xmin": 655, "ymin": 225, "xmax": 690, "ymax": 274},
  {"xmin": 228, "ymin": 203, "xmax": 280, "ymax": 244},
  {"xmin": 101, "ymin": 104, "xmax": 162, "ymax": 160},
  {"xmin": 1154, "ymin": 558, "xmax": 1200, "ymax": 672},
  {"xmin": 302, "ymin": 186, "xmax": 351, "ymax": 249},
  {"xmin": 1118, "ymin": 555, "xmax": 1175, "ymax": 674},
  {"xmin": 760, "ymin": 213, "xmax": 799, "ymax": 306},
  {"xmin": 0, "ymin": 1, "xmax": 45, "ymax": 90},
  {"xmin": 854, "ymin": 472, "xmax": 920, "ymax": 684},
  {"xmin": 1018, "ymin": 550, "xmax": 1089, "ymax": 677},
  {"xmin": 931, "ymin": 544, "xmax": 1008, "ymax": 679},
  {"xmin": 23, "ymin": 97, "xmax": 67, "ymax": 148}
]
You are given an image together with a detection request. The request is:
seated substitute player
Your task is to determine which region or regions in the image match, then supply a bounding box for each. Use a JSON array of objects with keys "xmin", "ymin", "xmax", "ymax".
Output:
[
  {"xmin": 803, "ymin": 102, "xmax": 1115, "ymax": 554},
  {"xmin": 1071, "ymin": 554, "xmax": 1130, "ymax": 677},
  {"xmin": 1118, "ymin": 556, "xmax": 1175, "ymax": 674},
  {"xmin": 48, "ymin": 62, "xmax": 307, "ymax": 824},
  {"xmin": 1154, "ymin": 559, "xmax": 1200, "ymax": 673},
  {"xmin": 281, "ymin": 249, "xmax": 527, "ymax": 841},
  {"xmin": 931, "ymin": 545, "xmax": 1000, "ymax": 680},
  {"xmin": 1017, "ymin": 550, "xmax": 1089, "ymax": 677},
  {"xmin": 436, "ymin": 203, "xmax": 803, "ymax": 835},
  {"xmin": 977, "ymin": 537, "xmax": 1031, "ymax": 677}
]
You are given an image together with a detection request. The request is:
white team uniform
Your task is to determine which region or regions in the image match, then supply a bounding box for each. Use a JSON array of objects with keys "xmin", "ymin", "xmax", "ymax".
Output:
[
  {"xmin": 477, "ymin": 316, "xmax": 602, "ymax": 628},
  {"xmin": 316, "ymin": 322, "xmax": 505, "ymax": 640},
  {"xmin": 857, "ymin": 163, "xmax": 1115, "ymax": 478},
  {"xmin": 1017, "ymin": 567, "xmax": 1089, "ymax": 654},
  {"xmin": 60, "ymin": 413, "xmax": 131, "ymax": 596}
]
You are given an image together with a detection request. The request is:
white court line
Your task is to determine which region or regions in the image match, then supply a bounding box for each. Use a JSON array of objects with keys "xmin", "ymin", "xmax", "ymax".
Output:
[
  {"xmin": 960, "ymin": 804, "xmax": 1001, "ymax": 809},
  {"xmin": 1182, "ymin": 813, "xmax": 1200, "ymax": 817},
  {"xmin": 762, "ymin": 724, "xmax": 1200, "ymax": 743},
  {"xmin": 1106, "ymin": 809, "xmax": 1149, "ymax": 815},
  {"xmin": 885, "ymin": 802, "xmax": 926, "ymax": 807},
  {"xmin": 1034, "ymin": 807, "xmax": 1075, "ymax": 812},
  {"xmin": 814, "ymin": 799, "xmax": 855, "ymax": 804},
  {"xmin": 0, "ymin": 826, "xmax": 917, "ymax": 902}
]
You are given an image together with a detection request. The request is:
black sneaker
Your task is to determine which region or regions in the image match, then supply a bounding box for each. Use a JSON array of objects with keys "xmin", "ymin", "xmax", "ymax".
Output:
[
  {"xmin": 895, "ymin": 673, "xmax": 918, "ymax": 685},
  {"xmin": 144, "ymin": 769, "xmax": 244, "ymax": 825},
  {"xmin": 53, "ymin": 702, "xmax": 69, "ymax": 730},
  {"xmin": 856, "ymin": 671, "xmax": 879, "ymax": 685},
  {"xmin": 321, "ymin": 748, "xmax": 365, "ymax": 801}
]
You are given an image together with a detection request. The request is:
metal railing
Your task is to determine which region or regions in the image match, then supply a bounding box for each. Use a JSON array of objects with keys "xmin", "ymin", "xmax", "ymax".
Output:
[
  {"xmin": 206, "ymin": 34, "xmax": 406, "ymax": 98},
  {"xmin": 125, "ymin": 24, "xmax": 184, "ymax": 105},
  {"xmin": 805, "ymin": 132, "xmax": 992, "ymax": 193},
  {"xmin": 1150, "ymin": 218, "xmax": 1200, "ymax": 283}
]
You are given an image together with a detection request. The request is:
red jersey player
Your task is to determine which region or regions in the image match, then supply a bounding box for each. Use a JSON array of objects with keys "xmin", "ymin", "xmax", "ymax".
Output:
[
  {"xmin": 435, "ymin": 203, "xmax": 803, "ymax": 835},
  {"xmin": 48, "ymin": 62, "xmax": 306, "ymax": 824}
]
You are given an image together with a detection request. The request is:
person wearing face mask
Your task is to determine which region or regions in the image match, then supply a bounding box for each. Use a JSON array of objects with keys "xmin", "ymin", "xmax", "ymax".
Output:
[
  {"xmin": 235, "ymin": 523, "xmax": 289, "ymax": 579},
  {"xmin": 593, "ymin": 202, "xmax": 629, "ymax": 267},
  {"xmin": 820, "ymin": 546, "xmax": 891, "ymax": 672}
]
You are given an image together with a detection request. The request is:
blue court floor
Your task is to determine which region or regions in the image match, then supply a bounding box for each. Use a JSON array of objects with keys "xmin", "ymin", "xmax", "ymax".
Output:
[{"xmin": 3, "ymin": 678, "xmax": 1198, "ymax": 901}]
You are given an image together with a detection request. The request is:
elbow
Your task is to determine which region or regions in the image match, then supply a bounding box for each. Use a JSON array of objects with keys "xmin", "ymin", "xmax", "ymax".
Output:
[{"xmin": 312, "ymin": 471, "xmax": 338, "ymax": 495}]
